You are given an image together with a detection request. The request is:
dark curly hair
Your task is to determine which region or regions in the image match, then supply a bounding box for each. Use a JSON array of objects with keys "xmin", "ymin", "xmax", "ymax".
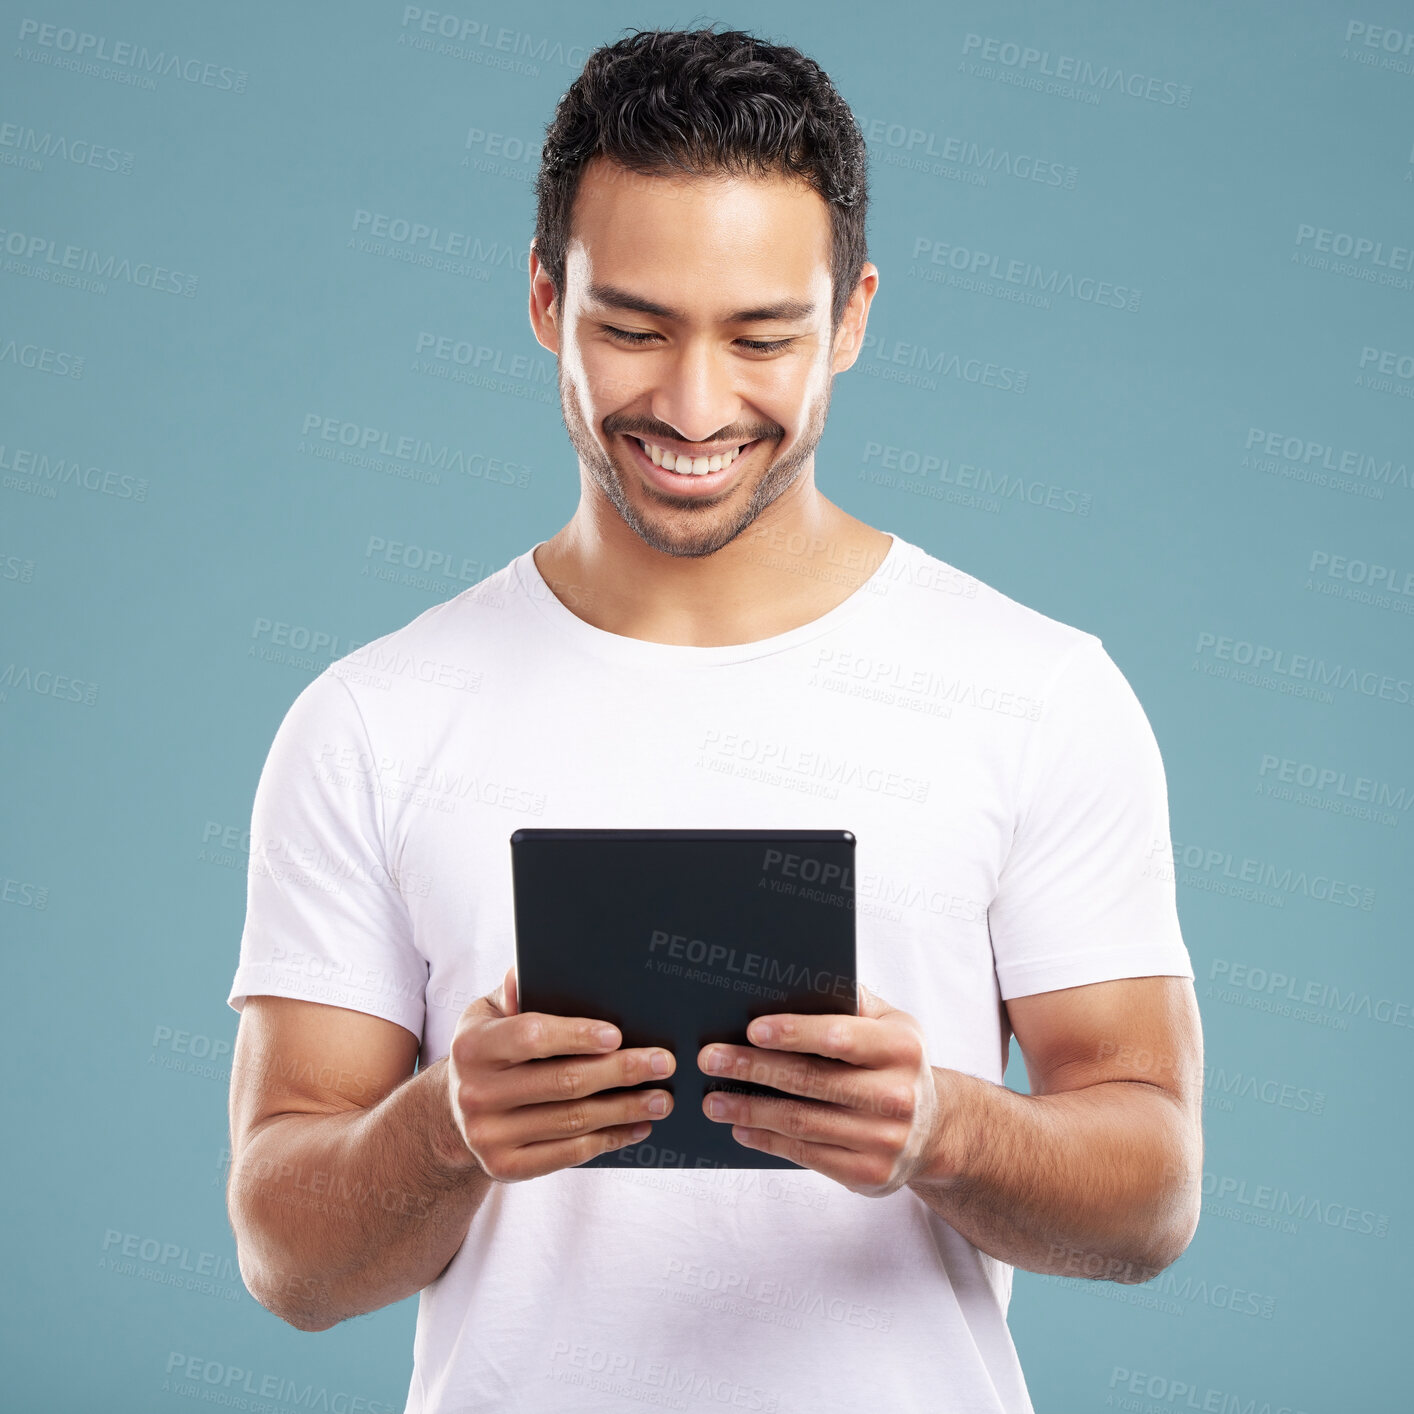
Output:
[{"xmin": 534, "ymin": 26, "xmax": 869, "ymax": 329}]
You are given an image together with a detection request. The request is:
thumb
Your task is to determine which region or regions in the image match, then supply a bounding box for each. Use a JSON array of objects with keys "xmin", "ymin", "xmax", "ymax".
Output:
[
  {"xmin": 484, "ymin": 964, "xmax": 518, "ymax": 1018},
  {"xmin": 856, "ymin": 980, "xmax": 892, "ymax": 1020}
]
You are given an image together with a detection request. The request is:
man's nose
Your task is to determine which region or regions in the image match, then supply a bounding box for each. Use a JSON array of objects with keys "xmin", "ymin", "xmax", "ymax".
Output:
[{"xmin": 649, "ymin": 338, "xmax": 742, "ymax": 445}]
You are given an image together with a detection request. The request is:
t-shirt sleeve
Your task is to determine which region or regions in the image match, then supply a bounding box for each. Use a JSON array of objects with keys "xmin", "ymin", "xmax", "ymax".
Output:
[
  {"xmin": 226, "ymin": 668, "xmax": 428, "ymax": 1038},
  {"xmin": 988, "ymin": 635, "xmax": 1193, "ymax": 1000}
]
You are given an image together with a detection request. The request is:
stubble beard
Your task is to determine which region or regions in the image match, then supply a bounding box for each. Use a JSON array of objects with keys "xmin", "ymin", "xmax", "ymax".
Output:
[{"xmin": 557, "ymin": 361, "xmax": 834, "ymax": 560}]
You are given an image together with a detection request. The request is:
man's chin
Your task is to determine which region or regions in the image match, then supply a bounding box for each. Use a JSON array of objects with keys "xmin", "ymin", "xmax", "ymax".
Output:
[
  {"xmin": 603, "ymin": 462, "xmax": 757, "ymax": 557},
  {"xmin": 621, "ymin": 495, "xmax": 753, "ymax": 559}
]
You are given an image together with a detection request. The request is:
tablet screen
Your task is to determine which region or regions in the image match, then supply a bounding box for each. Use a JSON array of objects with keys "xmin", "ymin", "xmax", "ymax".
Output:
[{"xmin": 510, "ymin": 828, "xmax": 856, "ymax": 1170}]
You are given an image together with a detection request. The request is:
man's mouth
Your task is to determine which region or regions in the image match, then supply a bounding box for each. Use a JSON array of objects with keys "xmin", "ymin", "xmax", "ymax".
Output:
[{"xmin": 632, "ymin": 436, "xmax": 753, "ymax": 477}]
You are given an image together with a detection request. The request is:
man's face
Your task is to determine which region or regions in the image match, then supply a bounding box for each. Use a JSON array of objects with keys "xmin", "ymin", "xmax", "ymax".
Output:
[{"xmin": 530, "ymin": 158, "xmax": 872, "ymax": 559}]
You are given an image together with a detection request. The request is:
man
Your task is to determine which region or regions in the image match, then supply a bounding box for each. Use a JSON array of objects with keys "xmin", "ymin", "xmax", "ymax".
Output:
[{"xmin": 227, "ymin": 26, "xmax": 1202, "ymax": 1414}]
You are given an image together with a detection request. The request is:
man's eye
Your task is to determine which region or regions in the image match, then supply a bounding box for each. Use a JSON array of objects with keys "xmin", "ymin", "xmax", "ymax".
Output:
[
  {"xmin": 603, "ymin": 326, "xmax": 657, "ymax": 345},
  {"xmin": 602, "ymin": 326, "xmax": 794, "ymax": 354}
]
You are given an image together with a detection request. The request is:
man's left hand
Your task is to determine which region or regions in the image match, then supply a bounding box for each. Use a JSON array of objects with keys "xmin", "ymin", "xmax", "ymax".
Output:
[{"xmin": 697, "ymin": 985, "xmax": 950, "ymax": 1196}]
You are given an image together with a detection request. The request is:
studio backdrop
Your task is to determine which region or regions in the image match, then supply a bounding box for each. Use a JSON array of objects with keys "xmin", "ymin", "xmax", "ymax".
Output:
[{"xmin": 2, "ymin": 1, "xmax": 1410, "ymax": 1410}]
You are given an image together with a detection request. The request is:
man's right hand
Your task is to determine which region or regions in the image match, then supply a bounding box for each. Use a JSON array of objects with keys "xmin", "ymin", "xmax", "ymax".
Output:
[{"xmin": 443, "ymin": 965, "xmax": 675, "ymax": 1181}]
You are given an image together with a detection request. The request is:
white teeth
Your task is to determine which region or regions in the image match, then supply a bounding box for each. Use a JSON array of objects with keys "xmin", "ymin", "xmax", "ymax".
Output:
[{"xmin": 637, "ymin": 438, "xmax": 744, "ymax": 476}]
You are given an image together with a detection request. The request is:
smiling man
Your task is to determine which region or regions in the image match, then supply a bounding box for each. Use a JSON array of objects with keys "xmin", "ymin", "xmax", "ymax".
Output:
[
  {"xmin": 226, "ymin": 27, "xmax": 1202, "ymax": 1414},
  {"xmin": 530, "ymin": 150, "xmax": 888, "ymax": 615}
]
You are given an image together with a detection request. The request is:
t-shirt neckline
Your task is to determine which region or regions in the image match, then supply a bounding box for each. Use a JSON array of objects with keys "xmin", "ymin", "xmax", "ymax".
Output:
[{"xmin": 514, "ymin": 532, "xmax": 907, "ymax": 666}]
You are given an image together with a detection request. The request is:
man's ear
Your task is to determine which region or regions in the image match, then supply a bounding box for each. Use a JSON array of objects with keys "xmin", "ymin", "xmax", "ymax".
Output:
[
  {"xmin": 528, "ymin": 238, "xmax": 561, "ymax": 355},
  {"xmin": 830, "ymin": 262, "xmax": 879, "ymax": 374}
]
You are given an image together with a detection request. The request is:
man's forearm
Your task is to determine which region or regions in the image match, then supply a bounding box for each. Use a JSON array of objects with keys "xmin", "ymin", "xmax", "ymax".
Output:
[
  {"xmin": 907, "ymin": 1069, "xmax": 1200, "ymax": 1281},
  {"xmin": 228, "ymin": 1057, "xmax": 487, "ymax": 1329}
]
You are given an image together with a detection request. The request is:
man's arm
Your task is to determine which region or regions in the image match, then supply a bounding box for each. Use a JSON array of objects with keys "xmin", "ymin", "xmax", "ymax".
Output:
[
  {"xmin": 227, "ymin": 970, "xmax": 677, "ymax": 1331},
  {"xmin": 696, "ymin": 973, "xmax": 1202, "ymax": 1282},
  {"xmin": 226, "ymin": 995, "xmax": 490, "ymax": 1332},
  {"xmin": 906, "ymin": 974, "xmax": 1203, "ymax": 1281}
]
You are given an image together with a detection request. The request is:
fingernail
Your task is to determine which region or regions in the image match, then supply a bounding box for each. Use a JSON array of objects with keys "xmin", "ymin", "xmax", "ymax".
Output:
[
  {"xmin": 595, "ymin": 1026, "xmax": 618, "ymax": 1048},
  {"xmin": 630, "ymin": 1122, "xmax": 651, "ymax": 1141},
  {"xmin": 651, "ymin": 1051, "xmax": 671, "ymax": 1076},
  {"xmin": 648, "ymin": 1093, "xmax": 669, "ymax": 1116}
]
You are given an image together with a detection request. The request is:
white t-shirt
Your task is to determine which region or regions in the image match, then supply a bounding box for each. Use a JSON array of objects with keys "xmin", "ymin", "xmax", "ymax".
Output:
[{"xmin": 228, "ymin": 530, "xmax": 1193, "ymax": 1414}]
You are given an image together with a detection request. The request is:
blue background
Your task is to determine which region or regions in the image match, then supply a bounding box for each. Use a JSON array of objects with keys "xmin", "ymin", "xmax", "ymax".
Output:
[{"xmin": 2, "ymin": 1, "xmax": 1410, "ymax": 1409}]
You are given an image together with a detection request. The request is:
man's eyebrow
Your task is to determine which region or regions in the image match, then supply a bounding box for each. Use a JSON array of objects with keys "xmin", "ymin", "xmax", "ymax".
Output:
[{"xmin": 586, "ymin": 281, "xmax": 815, "ymax": 323}]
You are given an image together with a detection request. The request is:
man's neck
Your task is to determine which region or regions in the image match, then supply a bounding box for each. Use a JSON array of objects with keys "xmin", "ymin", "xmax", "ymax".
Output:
[{"xmin": 532, "ymin": 494, "xmax": 893, "ymax": 648}]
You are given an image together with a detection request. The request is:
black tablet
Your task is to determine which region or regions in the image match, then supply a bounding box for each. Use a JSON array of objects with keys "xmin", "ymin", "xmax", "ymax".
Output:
[{"xmin": 509, "ymin": 827, "xmax": 857, "ymax": 1170}]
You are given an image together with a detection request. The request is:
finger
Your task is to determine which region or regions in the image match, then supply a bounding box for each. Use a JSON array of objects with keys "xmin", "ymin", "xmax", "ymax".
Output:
[
  {"xmin": 727, "ymin": 1124, "xmax": 895, "ymax": 1193},
  {"xmin": 739, "ymin": 1012, "xmax": 910, "ymax": 1069},
  {"xmin": 490, "ymin": 1119, "xmax": 657, "ymax": 1182},
  {"xmin": 704, "ymin": 1087, "xmax": 902, "ymax": 1152},
  {"xmin": 485, "ymin": 1087, "xmax": 673, "ymax": 1157},
  {"xmin": 469, "ymin": 1045, "xmax": 675, "ymax": 1111},
  {"xmin": 475, "ymin": 1011, "xmax": 624, "ymax": 1066},
  {"xmin": 699, "ymin": 1045, "xmax": 870, "ymax": 1107},
  {"xmin": 483, "ymin": 965, "xmax": 518, "ymax": 1019},
  {"xmin": 856, "ymin": 983, "xmax": 895, "ymax": 1021}
]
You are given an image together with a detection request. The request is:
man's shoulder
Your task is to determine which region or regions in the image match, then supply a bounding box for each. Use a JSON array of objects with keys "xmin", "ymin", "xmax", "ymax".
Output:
[
  {"xmin": 882, "ymin": 533, "xmax": 1102, "ymax": 682},
  {"xmin": 317, "ymin": 549, "xmax": 529, "ymax": 701}
]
